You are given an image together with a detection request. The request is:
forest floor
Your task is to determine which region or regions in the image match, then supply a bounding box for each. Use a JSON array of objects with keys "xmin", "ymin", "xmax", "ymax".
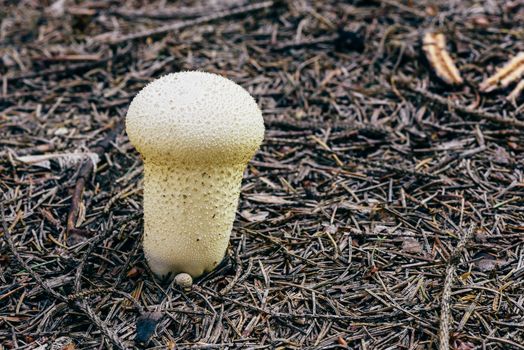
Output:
[{"xmin": 1, "ymin": 0, "xmax": 524, "ymax": 349}]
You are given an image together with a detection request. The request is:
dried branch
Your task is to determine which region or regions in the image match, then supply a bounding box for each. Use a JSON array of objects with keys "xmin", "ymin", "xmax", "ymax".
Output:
[
  {"xmin": 67, "ymin": 124, "xmax": 123, "ymax": 234},
  {"xmin": 480, "ymin": 52, "xmax": 524, "ymax": 92},
  {"xmin": 402, "ymin": 83, "xmax": 524, "ymax": 129},
  {"xmin": 95, "ymin": 1, "xmax": 273, "ymax": 44},
  {"xmin": 439, "ymin": 224, "xmax": 475, "ymax": 350},
  {"xmin": 422, "ymin": 32, "xmax": 463, "ymax": 85},
  {"xmin": 4, "ymin": 47, "xmax": 131, "ymax": 82}
]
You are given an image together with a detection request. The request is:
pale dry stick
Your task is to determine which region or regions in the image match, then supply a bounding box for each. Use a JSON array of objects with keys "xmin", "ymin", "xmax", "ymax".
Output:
[
  {"xmin": 479, "ymin": 52, "xmax": 524, "ymax": 92},
  {"xmin": 422, "ymin": 32, "xmax": 463, "ymax": 85},
  {"xmin": 404, "ymin": 84, "xmax": 524, "ymax": 129},
  {"xmin": 96, "ymin": 1, "xmax": 273, "ymax": 44},
  {"xmin": 439, "ymin": 224, "xmax": 475, "ymax": 350},
  {"xmin": 0, "ymin": 204, "xmax": 127, "ymax": 350}
]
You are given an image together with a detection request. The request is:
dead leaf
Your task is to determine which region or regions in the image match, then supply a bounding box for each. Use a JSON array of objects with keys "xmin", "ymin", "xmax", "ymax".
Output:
[
  {"xmin": 436, "ymin": 138, "xmax": 470, "ymax": 151},
  {"xmin": 425, "ymin": 4, "xmax": 438, "ymax": 16},
  {"xmin": 127, "ymin": 266, "xmax": 144, "ymax": 278},
  {"xmin": 372, "ymin": 225, "xmax": 389, "ymax": 235},
  {"xmin": 473, "ymin": 229, "xmax": 488, "ymax": 243},
  {"xmin": 452, "ymin": 336, "xmax": 475, "ymax": 350},
  {"xmin": 337, "ymin": 336, "xmax": 348, "ymax": 347},
  {"xmin": 401, "ymin": 237, "xmax": 423, "ymax": 254},
  {"xmin": 54, "ymin": 127, "xmax": 69, "ymax": 136},
  {"xmin": 46, "ymin": 0, "xmax": 67, "ymax": 17},
  {"xmin": 66, "ymin": 230, "xmax": 91, "ymax": 246},
  {"xmin": 472, "ymin": 252, "xmax": 507, "ymax": 272},
  {"xmin": 24, "ymin": 335, "xmax": 35, "ymax": 343},
  {"xmin": 492, "ymin": 145, "xmax": 512, "ymax": 165},
  {"xmin": 507, "ymin": 141, "xmax": 519, "ymax": 150}
]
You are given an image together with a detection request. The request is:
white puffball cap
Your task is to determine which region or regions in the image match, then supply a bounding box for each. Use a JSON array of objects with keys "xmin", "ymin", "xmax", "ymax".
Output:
[{"xmin": 126, "ymin": 71, "xmax": 264, "ymax": 164}]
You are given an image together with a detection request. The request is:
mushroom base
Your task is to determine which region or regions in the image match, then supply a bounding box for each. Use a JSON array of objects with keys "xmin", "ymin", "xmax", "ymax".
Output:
[{"xmin": 142, "ymin": 161, "xmax": 245, "ymax": 278}]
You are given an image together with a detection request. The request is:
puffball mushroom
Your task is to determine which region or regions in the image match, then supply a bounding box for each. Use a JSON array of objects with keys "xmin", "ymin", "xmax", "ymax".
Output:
[
  {"xmin": 174, "ymin": 273, "xmax": 193, "ymax": 291},
  {"xmin": 126, "ymin": 71, "xmax": 264, "ymax": 278}
]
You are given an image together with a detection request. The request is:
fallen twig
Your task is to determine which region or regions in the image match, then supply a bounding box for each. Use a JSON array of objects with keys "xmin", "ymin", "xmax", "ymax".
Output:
[
  {"xmin": 402, "ymin": 83, "xmax": 524, "ymax": 129},
  {"xmin": 66, "ymin": 123, "xmax": 123, "ymax": 234},
  {"xmin": 439, "ymin": 224, "xmax": 475, "ymax": 350},
  {"xmin": 422, "ymin": 32, "xmax": 463, "ymax": 85},
  {"xmin": 95, "ymin": 1, "xmax": 273, "ymax": 44},
  {"xmin": 479, "ymin": 52, "xmax": 524, "ymax": 92},
  {"xmin": 265, "ymin": 116, "xmax": 391, "ymax": 136}
]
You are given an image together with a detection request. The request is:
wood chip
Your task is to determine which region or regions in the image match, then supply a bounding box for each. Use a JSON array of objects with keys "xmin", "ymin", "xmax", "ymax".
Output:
[
  {"xmin": 422, "ymin": 32, "xmax": 463, "ymax": 85},
  {"xmin": 479, "ymin": 52, "xmax": 524, "ymax": 92}
]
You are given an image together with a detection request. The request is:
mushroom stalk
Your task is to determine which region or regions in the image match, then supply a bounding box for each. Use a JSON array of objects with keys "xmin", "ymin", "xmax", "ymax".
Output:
[{"xmin": 143, "ymin": 162, "xmax": 244, "ymax": 277}]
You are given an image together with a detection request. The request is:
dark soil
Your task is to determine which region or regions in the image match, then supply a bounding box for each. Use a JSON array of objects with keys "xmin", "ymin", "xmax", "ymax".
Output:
[{"xmin": 1, "ymin": 0, "xmax": 523, "ymax": 349}]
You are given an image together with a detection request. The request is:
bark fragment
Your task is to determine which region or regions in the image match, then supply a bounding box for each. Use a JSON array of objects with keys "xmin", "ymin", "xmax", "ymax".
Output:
[
  {"xmin": 423, "ymin": 32, "xmax": 463, "ymax": 85},
  {"xmin": 479, "ymin": 52, "xmax": 524, "ymax": 92}
]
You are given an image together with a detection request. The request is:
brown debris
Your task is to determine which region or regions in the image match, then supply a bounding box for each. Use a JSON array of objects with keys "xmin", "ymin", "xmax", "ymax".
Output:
[
  {"xmin": 401, "ymin": 237, "xmax": 424, "ymax": 254},
  {"xmin": 479, "ymin": 52, "xmax": 524, "ymax": 92},
  {"xmin": 423, "ymin": 32, "xmax": 464, "ymax": 85},
  {"xmin": 472, "ymin": 252, "xmax": 508, "ymax": 272}
]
